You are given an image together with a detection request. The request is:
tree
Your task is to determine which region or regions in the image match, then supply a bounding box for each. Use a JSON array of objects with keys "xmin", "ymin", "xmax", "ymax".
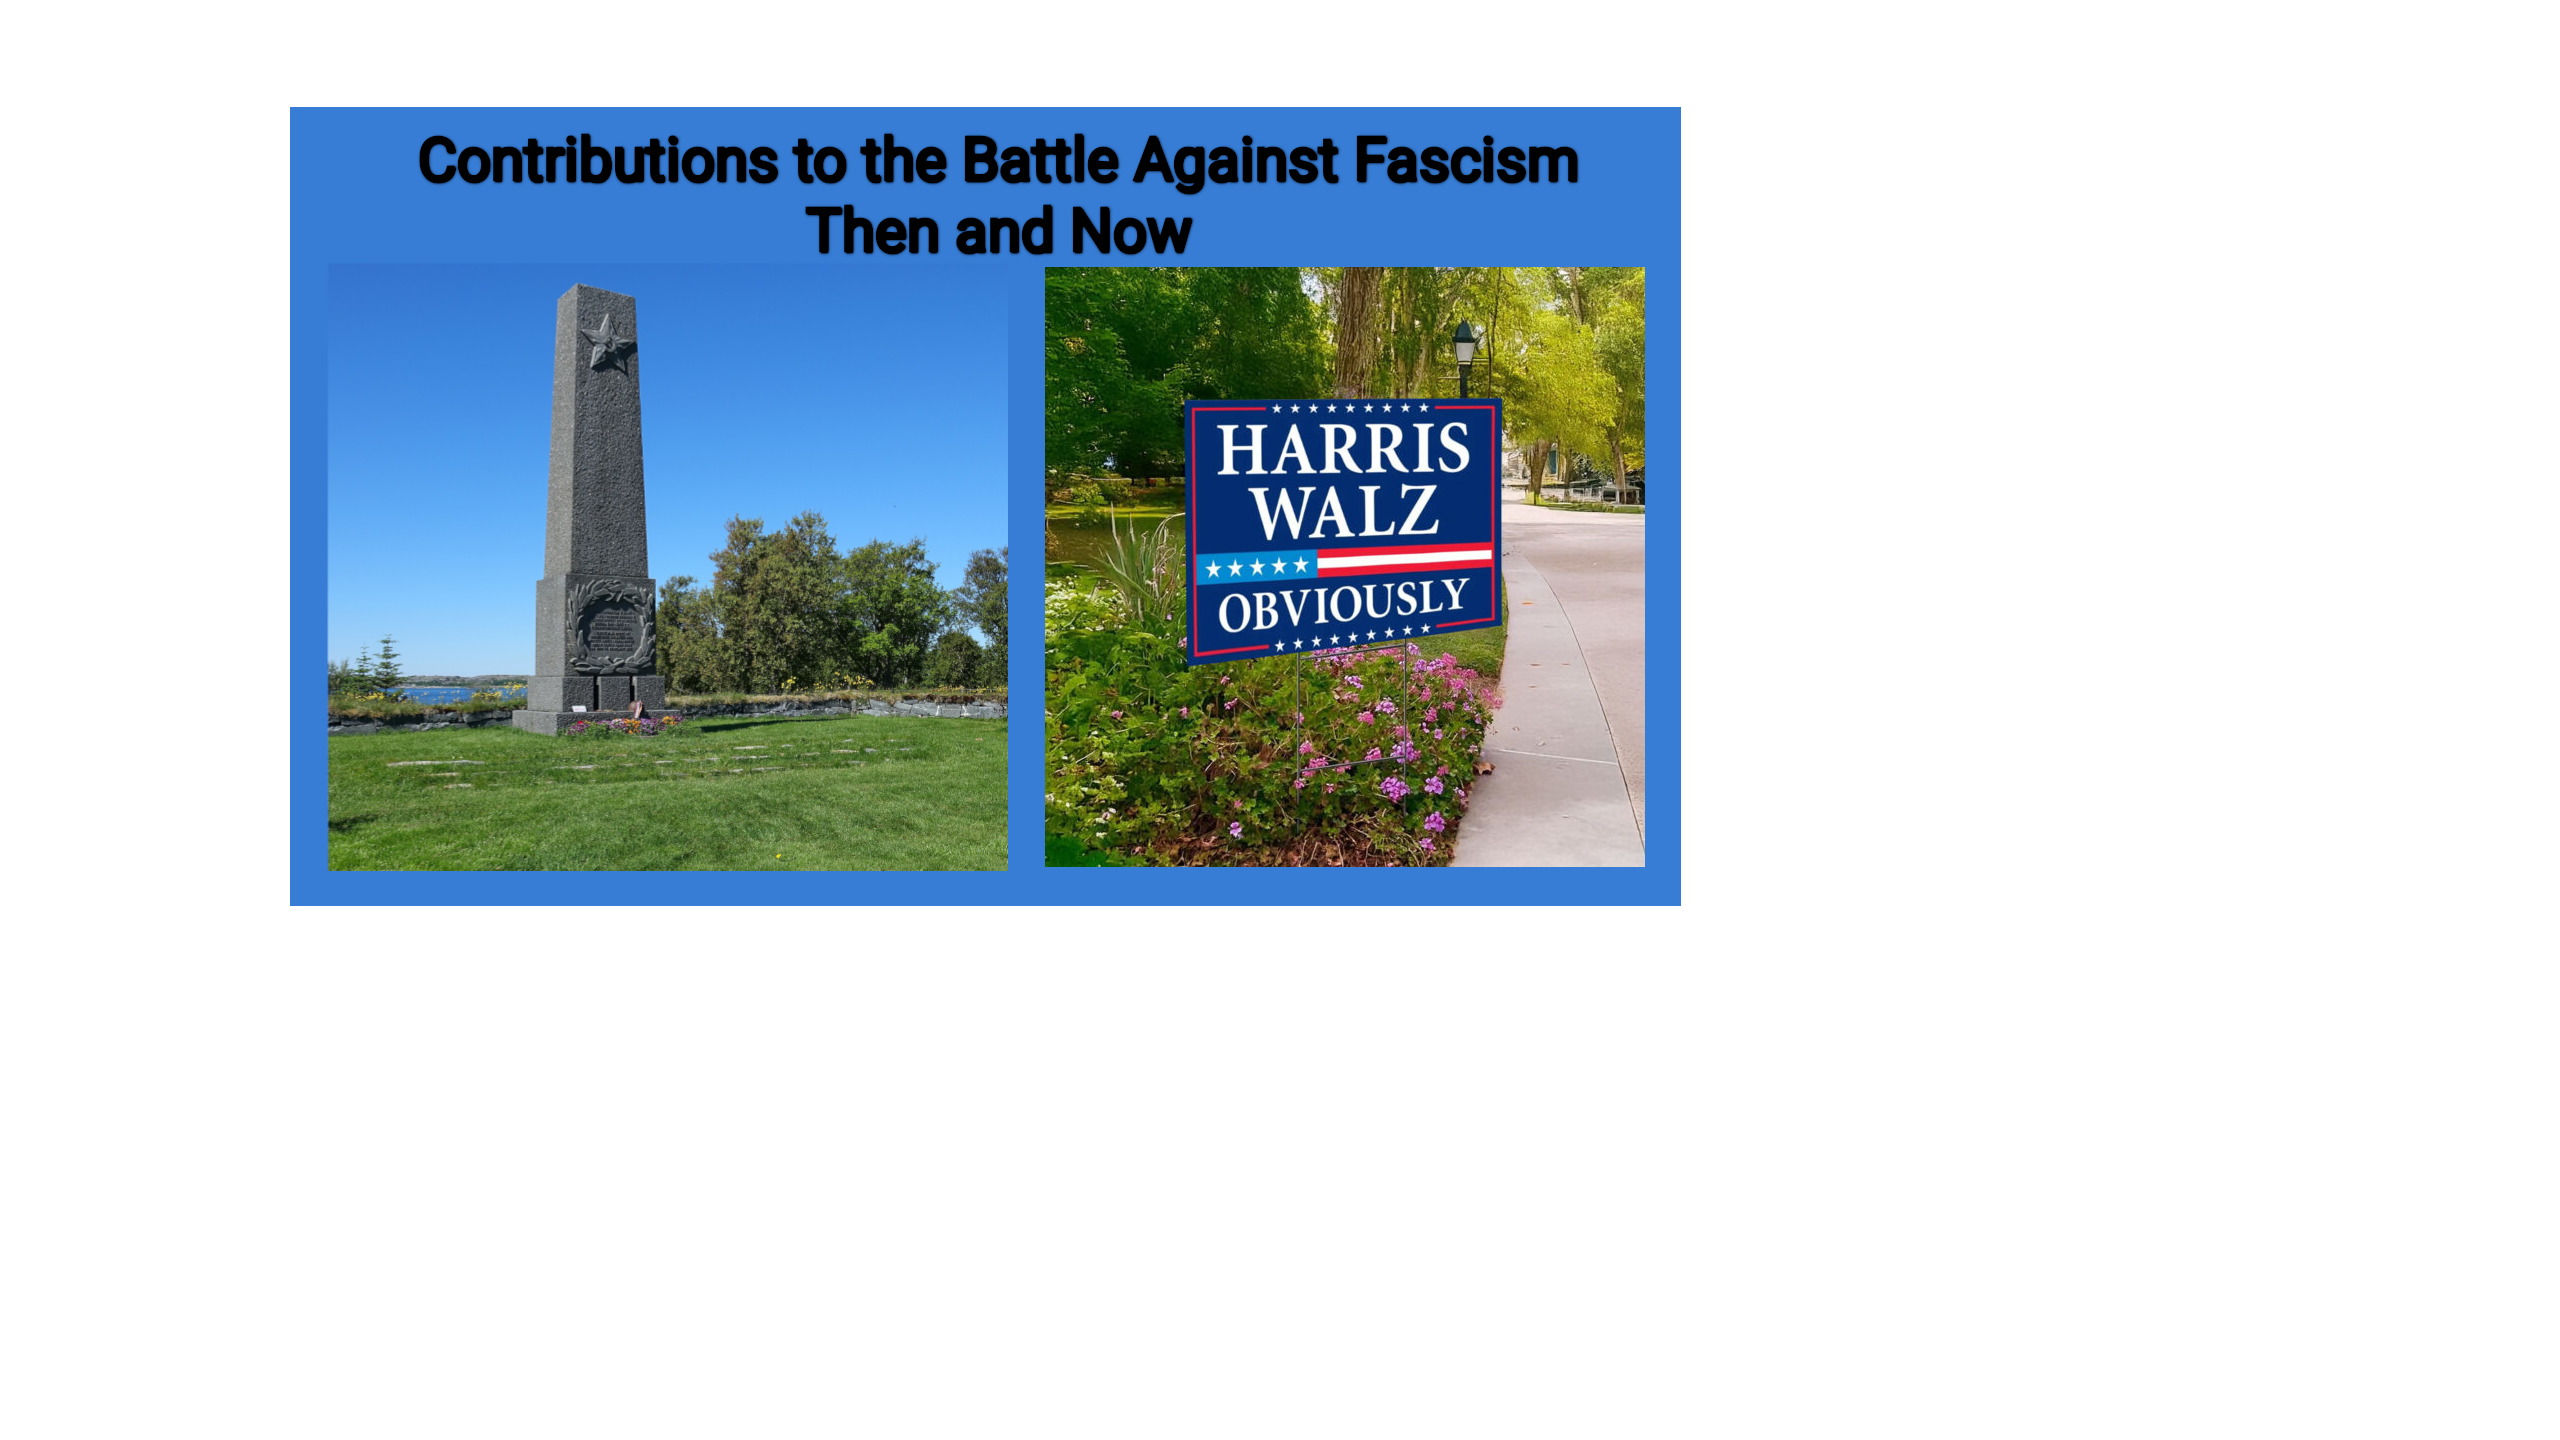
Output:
[
  {"xmin": 957, "ymin": 547, "xmax": 1009, "ymax": 649},
  {"xmin": 1329, "ymin": 266, "xmax": 1383, "ymax": 398},
  {"xmin": 1046, "ymin": 269, "xmax": 1328, "ymax": 478},
  {"xmin": 924, "ymin": 630, "xmax": 986, "ymax": 688},
  {"xmin": 657, "ymin": 574, "xmax": 719, "ymax": 692},
  {"xmin": 837, "ymin": 538, "xmax": 953, "ymax": 687},
  {"xmin": 359, "ymin": 635, "xmax": 404, "ymax": 695}
]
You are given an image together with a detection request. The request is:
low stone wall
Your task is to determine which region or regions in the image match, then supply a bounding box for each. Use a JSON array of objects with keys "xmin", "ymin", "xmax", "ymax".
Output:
[{"xmin": 326, "ymin": 698, "xmax": 1006, "ymax": 736}]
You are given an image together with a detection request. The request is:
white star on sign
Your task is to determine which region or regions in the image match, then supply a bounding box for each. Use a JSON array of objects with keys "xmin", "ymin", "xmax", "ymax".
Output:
[
  {"xmin": 1366, "ymin": 630, "xmax": 1377, "ymax": 640},
  {"xmin": 1269, "ymin": 404, "xmax": 1280, "ymax": 411},
  {"xmin": 1293, "ymin": 558, "xmax": 1308, "ymax": 572},
  {"xmin": 1248, "ymin": 559, "xmax": 1265, "ymax": 575}
]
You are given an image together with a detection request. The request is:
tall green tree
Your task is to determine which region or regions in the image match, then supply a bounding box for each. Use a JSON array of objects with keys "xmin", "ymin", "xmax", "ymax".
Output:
[
  {"xmin": 837, "ymin": 538, "xmax": 953, "ymax": 687},
  {"xmin": 1048, "ymin": 268, "xmax": 1328, "ymax": 478},
  {"xmin": 956, "ymin": 547, "xmax": 1009, "ymax": 649}
]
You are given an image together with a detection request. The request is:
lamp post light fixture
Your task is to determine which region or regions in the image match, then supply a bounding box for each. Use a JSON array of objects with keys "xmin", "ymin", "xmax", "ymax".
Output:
[{"xmin": 1452, "ymin": 320, "xmax": 1480, "ymax": 398}]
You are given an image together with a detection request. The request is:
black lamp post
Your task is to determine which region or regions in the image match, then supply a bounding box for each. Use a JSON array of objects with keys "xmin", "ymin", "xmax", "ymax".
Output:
[{"xmin": 1452, "ymin": 320, "xmax": 1479, "ymax": 399}]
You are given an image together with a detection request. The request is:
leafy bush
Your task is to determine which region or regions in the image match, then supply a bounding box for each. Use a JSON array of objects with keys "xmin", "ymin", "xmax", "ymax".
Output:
[
  {"xmin": 1066, "ymin": 482, "xmax": 1106, "ymax": 524},
  {"xmin": 1045, "ymin": 579, "xmax": 1496, "ymax": 865}
]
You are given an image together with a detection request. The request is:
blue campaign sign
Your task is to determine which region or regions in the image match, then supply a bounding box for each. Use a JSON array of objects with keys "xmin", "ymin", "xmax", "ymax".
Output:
[{"xmin": 1183, "ymin": 398, "xmax": 1503, "ymax": 665}]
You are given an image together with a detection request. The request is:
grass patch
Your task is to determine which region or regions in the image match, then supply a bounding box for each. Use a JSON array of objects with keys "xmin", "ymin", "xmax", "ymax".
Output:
[
  {"xmin": 1415, "ymin": 579, "xmax": 1510, "ymax": 680},
  {"xmin": 328, "ymin": 715, "xmax": 1005, "ymax": 871},
  {"xmin": 1045, "ymin": 500, "xmax": 1185, "ymax": 576}
]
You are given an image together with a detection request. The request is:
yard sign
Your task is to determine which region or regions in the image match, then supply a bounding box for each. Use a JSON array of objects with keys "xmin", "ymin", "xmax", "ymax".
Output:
[{"xmin": 1183, "ymin": 397, "xmax": 1503, "ymax": 666}]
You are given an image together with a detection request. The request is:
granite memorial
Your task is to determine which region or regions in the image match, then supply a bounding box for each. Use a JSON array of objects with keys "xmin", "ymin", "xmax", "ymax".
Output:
[{"xmin": 512, "ymin": 284, "xmax": 668, "ymax": 735}]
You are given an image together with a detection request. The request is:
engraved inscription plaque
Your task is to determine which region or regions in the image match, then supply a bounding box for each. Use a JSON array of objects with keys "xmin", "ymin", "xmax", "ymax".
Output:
[{"xmin": 585, "ymin": 605, "xmax": 640, "ymax": 655}]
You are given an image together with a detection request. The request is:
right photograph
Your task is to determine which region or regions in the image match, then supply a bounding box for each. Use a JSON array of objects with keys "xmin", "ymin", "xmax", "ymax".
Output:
[{"xmin": 1045, "ymin": 267, "xmax": 1645, "ymax": 868}]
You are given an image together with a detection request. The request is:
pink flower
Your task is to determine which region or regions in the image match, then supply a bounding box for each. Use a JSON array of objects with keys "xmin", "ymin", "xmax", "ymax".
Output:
[
  {"xmin": 1224, "ymin": 699, "xmax": 1237, "ymax": 710},
  {"xmin": 1229, "ymin": 821, "xmax": 1243, "ymax": 838},
  {"xmin": 1424, "ymin": 811, "xmax": 1446, "ymax": 832},
  {"xmin": 1357, "ymin": 710, "xmax": 1374, "ymax": 725},
  {"xmin": 1424, "ymin": 776, "xmax": 1444, "ymax": 795},
  {"xmin": 1324, "ymin": 784, "xmax": 1336, "ymax": 794},
  {"xmin": 1418, "ymin": 836, "xmax": 1435, "ymax": 852},
  {"xmin": 1179, "ymin": 707, "xmax": 1189, "ymax": 718},
  {"xmin": 1293, "ymin": 777, "xmax": 1307, "ymax": 790},
  {"xmin": 1377, "ymin": 698, "xmax": 1397, "ymax": 716},
  {"xmin": 1364, "ymin": 747, "xmax": 1382, "ymax": 761},
  {"xmin": 1109, "ymin": 710, "xmax": 1123, "ymax": 719},
  {"xmin": 1297, "ymin": 740, "xmax": 1314, "ymax": 754}
]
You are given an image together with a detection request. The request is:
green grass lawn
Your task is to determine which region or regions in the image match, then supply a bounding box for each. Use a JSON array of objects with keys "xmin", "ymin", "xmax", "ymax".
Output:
[
  {"xmin": 1045, "ymin": 499, "xmax": 1185, "ymax": 575},
  {"xmin": 329, "ymin": 716, "xmax": 1005, "ymax": 871}
]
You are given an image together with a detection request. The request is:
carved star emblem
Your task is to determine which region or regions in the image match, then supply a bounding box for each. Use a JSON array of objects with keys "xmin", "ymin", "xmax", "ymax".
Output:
[{"xmin": 581, "ymin": 314, "xmax": 637, "ymax": 373}]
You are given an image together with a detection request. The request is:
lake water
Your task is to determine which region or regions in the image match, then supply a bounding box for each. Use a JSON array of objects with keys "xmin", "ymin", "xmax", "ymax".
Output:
[{"xmin": 396, "ymin": 686, "xmax": 526, "ymax": 704}]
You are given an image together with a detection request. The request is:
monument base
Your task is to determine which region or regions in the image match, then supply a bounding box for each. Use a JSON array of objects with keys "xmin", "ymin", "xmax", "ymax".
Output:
[
  {"xmin": 512, "ymin": 675, "xmax": 667, "ymax": 735},
  {"xmin": 512, "ymin": 707, "xmax": 586, "ymax": 732}
]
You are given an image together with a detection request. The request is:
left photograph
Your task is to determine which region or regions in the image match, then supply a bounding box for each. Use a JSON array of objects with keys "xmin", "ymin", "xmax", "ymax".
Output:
[{"xmin": 326, "ymin": 266, "xmax": 1008, "ymax": 871}]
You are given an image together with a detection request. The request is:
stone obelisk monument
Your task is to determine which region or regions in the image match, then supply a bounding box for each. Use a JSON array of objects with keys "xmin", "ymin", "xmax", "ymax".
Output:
[{"xmin": 513, "ymin": 284, "xmax": 666, "ymax": 735}]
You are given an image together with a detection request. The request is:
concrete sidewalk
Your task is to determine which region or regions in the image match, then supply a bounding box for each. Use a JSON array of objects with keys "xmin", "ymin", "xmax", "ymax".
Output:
[{"xmin": 1452, "ymin": 512, "xmax": 1646, "ymax": 867}]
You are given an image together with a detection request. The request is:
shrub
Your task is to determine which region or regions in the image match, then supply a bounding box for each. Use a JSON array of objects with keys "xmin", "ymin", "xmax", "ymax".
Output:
[
  {"xmin": 1067, "ymin": 482, "xmax": 1106, "ymax": 524},
  {"xmin": 1045, "ymin": 582, "xmax": 1496, "ymax": 866}
]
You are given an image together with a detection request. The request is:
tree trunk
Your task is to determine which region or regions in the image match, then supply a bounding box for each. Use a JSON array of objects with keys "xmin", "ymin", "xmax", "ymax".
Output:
[{"xmin": 1333, "ymin": 267, "xmax": 1381, "ymax": 399}]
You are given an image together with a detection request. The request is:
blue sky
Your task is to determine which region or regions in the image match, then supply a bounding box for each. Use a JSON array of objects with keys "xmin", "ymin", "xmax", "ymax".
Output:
[{"xmin": 327, "ymin": 264, "xmax": 1006, "ymax": 674}]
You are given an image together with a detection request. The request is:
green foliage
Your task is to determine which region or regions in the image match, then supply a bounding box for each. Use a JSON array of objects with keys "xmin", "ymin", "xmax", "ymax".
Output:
[
  {"xmin": 839, "ymin": 538, "xmax": 955, "ymax": 688},
  {"xmin": 367, "ymin": 635, "xmax": 404, "ymax": 693},
  {"xmin": 1068, "ymin": 481, "xmax": 1105, "ymax": 524},
  {"xmin": 1044, "ymin": 579, "xmax": 1496, "ymax": 865},
  {"xmin": 1046, "ymin": 267, "xmax": 1328, "ymax": 478},
  {"xmin": 924, "ymin": 630, "xmax": 986, "ymax": 688},
  {"xmin": 957, "ymin": 547, "xmax": 1009, "ymax": 649},
  {"xmin": 1089, "ymin": 515, "xmax": 1187, "ymax": 631},
  {"xmin": 658, "ymin": 517, "xmax": 958, "ymax": 693}
]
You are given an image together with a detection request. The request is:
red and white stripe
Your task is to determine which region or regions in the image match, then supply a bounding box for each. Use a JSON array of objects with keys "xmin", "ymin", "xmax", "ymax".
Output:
[{"xmin": 1315, "ymin": 543, "xmax": 1494, "ymax": 574}]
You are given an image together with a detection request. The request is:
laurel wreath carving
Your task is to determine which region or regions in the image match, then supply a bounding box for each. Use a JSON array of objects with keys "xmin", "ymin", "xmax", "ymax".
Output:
[{"xmin": 567, "ymin": 577, "xmax": 656, "ymax": 675}]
